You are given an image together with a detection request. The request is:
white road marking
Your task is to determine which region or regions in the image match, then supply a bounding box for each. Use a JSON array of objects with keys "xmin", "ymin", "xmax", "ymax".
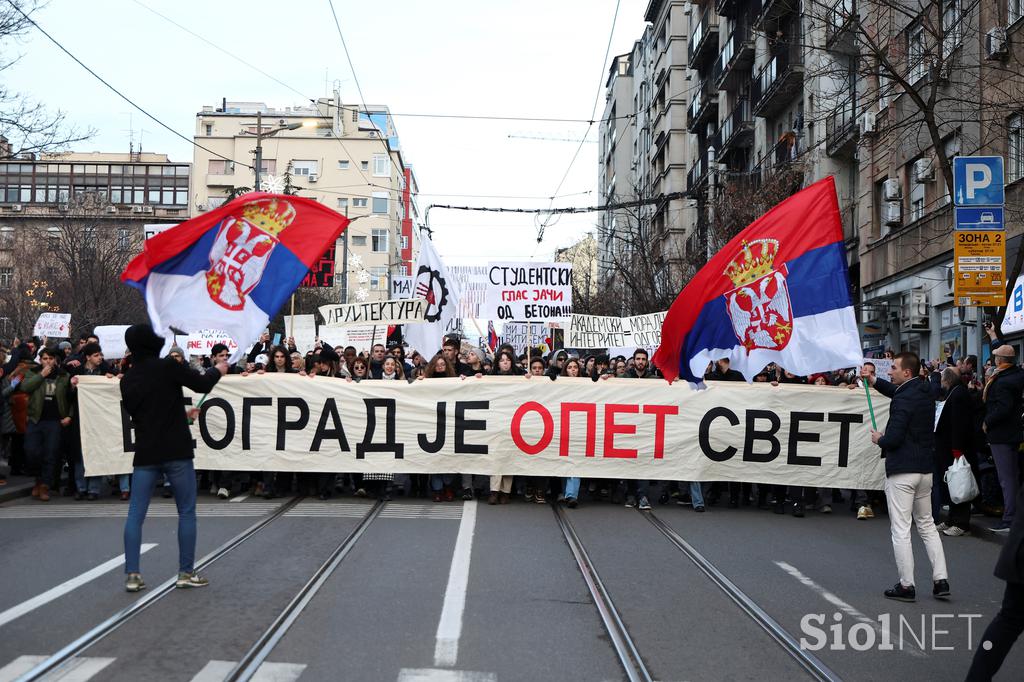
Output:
[
  {"xmin": 398, "ymin": 669, "xmax": 497, "ymax": 682},
  {"xmin": 774, "ymin": 561, "xmax": 927, "ymax": 658},
  {"xmin": 0, "ymin": 545, "xmax": 157, "ymax": 629},
  {"xmin": 190, "ymin": 660, "xmax": 306, "ymax": 682},
  {"xmin": 433, "ymin": 500, "xmax": 478, "ymax": 667},
  {"xmin": 229, "ymin": 493, "xmax": 250, "ymax": 502},
  {"xmin": 0, "ymin": 655, "xmax": 115, "ymax": 682}
]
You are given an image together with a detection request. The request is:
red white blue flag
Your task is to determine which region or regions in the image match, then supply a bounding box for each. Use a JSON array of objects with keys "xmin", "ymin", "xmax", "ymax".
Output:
[
  {"xmin": 122, "ymin": 193, "xmax": 349, "ymax": 360},
  {"xmin": 653, "ymin": 176, "xmax": 861, "ymax": 383}
]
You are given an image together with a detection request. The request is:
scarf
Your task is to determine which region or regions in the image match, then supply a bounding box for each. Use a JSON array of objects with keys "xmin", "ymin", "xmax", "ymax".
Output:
[{"xmin": 983, "ymin": 364, "xmax": 1011, "ymax": 402}]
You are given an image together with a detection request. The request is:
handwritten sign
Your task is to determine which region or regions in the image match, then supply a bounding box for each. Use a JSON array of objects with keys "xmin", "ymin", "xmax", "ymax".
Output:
[
  {"xmin": 186, "ymin": 330, "xmax": 239, "ymax": 356},
  {"xmin": 94, "ymin": 325, "xmax": 130, "ymax": 359},
  {"xmin": 484, "ymin": 262, "xmax": 573, "ymax": 321},
  {"xmin": 33, "ymin": 312, "xmax": 72, "ymax": 338},
  {"xmin": 391, "ymin": 275, "xmax": 413, "ymax": 299},
  {"xmin": 567, "ymin": 312, "xmax": 667, "ymax": 349}
]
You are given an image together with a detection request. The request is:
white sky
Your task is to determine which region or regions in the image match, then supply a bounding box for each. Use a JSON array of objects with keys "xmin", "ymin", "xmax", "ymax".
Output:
[{"xmin": 5, "ymin": 0, "xmax": 650, "ymax": 264}]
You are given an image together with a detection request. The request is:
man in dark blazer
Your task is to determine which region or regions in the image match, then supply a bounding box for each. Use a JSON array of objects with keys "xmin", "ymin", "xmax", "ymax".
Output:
[
  {"xmin": 864, "ymin": 351, "xmax": 950, "ymax": 602},
  {"xmin": 965, "ymin": 481, "xmax": 1024, "ymax": 680},
  {"xmin": 934, "ymin": 366, "xmax": 974, "ymax": 536},
  {"xmin": 983, "ymin": 344, "xmax": 1024, "ymax": 533}
]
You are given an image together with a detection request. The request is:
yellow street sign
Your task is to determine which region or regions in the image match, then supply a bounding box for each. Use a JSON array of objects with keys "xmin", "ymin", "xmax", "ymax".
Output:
[{"xmin": 954, "ymin": 229, "xmax": 1006, "ymax": 306}]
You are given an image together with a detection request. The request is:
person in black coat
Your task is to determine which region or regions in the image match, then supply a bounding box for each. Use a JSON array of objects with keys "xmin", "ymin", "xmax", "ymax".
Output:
[
  {"xmin": 933, "ymin": 367, "xmax": 974, "ymax": 535},
  {"xmin": 864, "ymin": 351, "xmax": 950, "ymax": 602},
  {"xmin": 120, "ymin": 324, "xmax": 227, "ymax": 593},
  {"xmin": 965, "ymin": 480, "xmax": 1024, "ymax": 680},
  {"xmin": 982, "ymin": 345, "xmax": 1024, "ymax": 533}
]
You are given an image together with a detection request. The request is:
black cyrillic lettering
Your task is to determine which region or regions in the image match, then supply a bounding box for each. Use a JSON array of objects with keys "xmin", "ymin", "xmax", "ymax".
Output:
[
  {"xmin": 699, "ymin": 406, "xmax": 738, "ymax": 462},
  {"xmin": 276, "ymin": 397, "xmax": 310, "ymax": 450},
  {"xmin": 828, "ymin": 413, "xmax": 863, "ymax": 468},
  {"xmin": 200, "ymin": 397, "xmax": 234, "ymax": 449},
  {"xmin": 358, "ymin": 398, "xmax": 404, "ymax": 459},
  {"xmin": 310, "ymin": 399, "xmax": 350, "ymax": 452},
  {"xmin": 743, "ymin": 409, "xmax": 781, "ymax": 463},
  {"xmin": 242, "ymin": 397, "xmax": 272, "ymax": 450},
  {"xmin": 418, "ymin": 402, "xmax": 446, "ymax": 453},
  {"xmin": 788, "ymin": 412, "xmax": 824, "ymax": 466},
  {"xmin": 119, "ymin": 401, "xmax": 136, "ymax": 453},
  {"xmin": 455, "ymin": 401, "xmax": 488, "ymax": 454}
]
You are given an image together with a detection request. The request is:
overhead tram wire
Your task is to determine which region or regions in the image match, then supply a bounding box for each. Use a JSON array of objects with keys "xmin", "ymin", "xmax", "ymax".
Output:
[
  {"xmin": 535, "ymin": 0, "xmax": 622, "ymax": 247},
  {"xmin": 8, "ymin": 1, "xmax": 253, "ymax": 170}
]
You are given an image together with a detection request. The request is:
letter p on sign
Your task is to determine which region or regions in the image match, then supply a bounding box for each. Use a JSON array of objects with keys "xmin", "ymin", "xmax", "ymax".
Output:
[{"xmin": 954, "ymin": 156, "xmax": 1004, "ymax": 206}]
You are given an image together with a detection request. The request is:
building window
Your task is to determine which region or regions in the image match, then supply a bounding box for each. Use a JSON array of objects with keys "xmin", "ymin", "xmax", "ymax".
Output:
[
  {"xmin": 205, "ymin": 124, "xmax": 213, "ymax": 136},
  {"xmin": 352, "ymin": 235, "xmax": 367, "ymax": 246},
  {"xmin": 369, "ymin": 266, "xmax": 388, "ymax": 290},
  {"xmin": 400, "ymin": 235, "xmax": 409, "ymax": 250},
  {"xmin": 337, "ymin": 197, "xmax": 349, "ymax": 210},
  {"xmin": 259, "ymin": 159, "xmax": 276, "ymax": 175},
  {"xmin": 0, "ymin": 266, "xmax": 11, "ymax": 289},
  {"xmin": 371, "ymin": 228, "xmax": 388, "ymax": 252},
  {"xmin": 371, "ymin": 192, "xmax": 388, "ymax": 214},
  {"xmin": 338, "ymin": 160, "xmax": 350, "ymax": 169},
  {"xmin": 117, "ymin": 227, "xmax": 130, "ymax": 251},
  {"xmin": 908, "ymin": 23, "xmax": 926, "ymax": 83},
  {"xmin": 208, "ymin": 159, "xmax": 232, "ymax": 175},
  {"xmin": 291, "ymin": 160, "xmax": 318, "ymax": 176},
  {"xmin": 910, "ymin": 174, "xmax": 925, "ymax": 222},
  {"xmin": 1012, "ymin": 0, "xmax": 1024, "ymax": 25},
  {"xmin": 372, "ymin": 154, "xmax": 390, "ymax": 177},
  {"xmin": 352, "ymin": 197, "xmax": 368, "ymax": 208},
  {"xmin": 0, "ymin": 227, "xmax": 13, "ymax": 249},
  {"xmin": 1010, "ymin": 114, "xmax": 1024, "ymax": 183},
  {"xmin": 360, "ymin": 161, "xmax": 369, "ymax": 171},
  {"xmin": 941, "ymin": 0, "xmax": 961, "ymax": 58}
]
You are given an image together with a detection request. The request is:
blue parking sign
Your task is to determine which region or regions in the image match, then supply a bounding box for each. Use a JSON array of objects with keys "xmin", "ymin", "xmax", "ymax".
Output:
[{"xmin": 953, "ymin": 156, "xmax": 1004, "ymax": 206}]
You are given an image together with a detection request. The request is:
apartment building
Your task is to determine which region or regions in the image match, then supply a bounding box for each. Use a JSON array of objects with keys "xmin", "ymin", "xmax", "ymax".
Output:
[{"xmin": 190, "ymin": 96, "xmax": 419, "ymax": 303}]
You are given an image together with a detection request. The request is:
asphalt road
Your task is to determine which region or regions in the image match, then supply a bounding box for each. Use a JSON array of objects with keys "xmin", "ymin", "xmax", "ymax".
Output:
[{"xmin": 0, "ymin": 488, "xmax": 1021, "ymax": 682}]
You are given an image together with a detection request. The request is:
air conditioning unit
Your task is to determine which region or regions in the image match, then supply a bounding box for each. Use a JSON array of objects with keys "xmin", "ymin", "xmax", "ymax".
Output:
[
  {"xmin": 986, "ymin": 26, "xmax": 1008, "ymax": 60},
  {"xmin": 131, "ymin": 206, "xmax": 144, "ymax": 214},
  {"xmin": 142, "ymin": 206, "xmax": 154, "ymax": 214},
  {"xmin": 914, "ymin": 157, "xmax": 935, "ymax": 182},
  {"xmin": 10, "ymin": 204, "xmax": 22, "ymax": 212},
  {"xmin": 882, "ymin": 178, "xmax": 901, "ymax": 201},
  {"xmin": 308, "ymin": 173, "xmax": 319, "ymax": 183},
  {"xmin": 859, "ymin": 111, "xmax": 876, "ymax": 135},
  {"xmin": 105, "ymin": 205, "xmax": 117, "ymax": 214},
  {"xmin": 195, "ymin": 202, "xmax": 208, "ymax": 212},
  {"xmin": 900, "ymin": 290, "xmax": 929, "ymax": 331},
  {"xmin": 57, "ymin": 203, "xmax": 69, "ymax": 212},
  {"xmin": 883, "ymin": 200, "xmax": 902, "ymax": 226}
]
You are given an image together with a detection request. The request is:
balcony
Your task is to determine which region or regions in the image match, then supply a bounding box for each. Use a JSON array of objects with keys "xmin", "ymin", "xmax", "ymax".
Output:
[
  {"xmin": 751, "ymin": 134, "xmax": 804, "ymax": 189},
  {"xmin": 687, "ymin": 151, "xmax": 710, "ymax": 193},
  {"xmin": 826, "ymin": 98, "xmax": 858, "ymax": 157},
  {"xmin": 751, "ymin": 43, "xmax": 804, "ymax": 118},
  {"xmin": 687, "ymin": 79, "xmax": 719, "ymax": 133},
  {"xmin": 754, "ymin": 0, "xmax": 799, "ymax": 31},
  {"xmin": 716, "ymin": 0, "xmax": 737, "ymax": 18},
  {"xmin": 688, "ymin": 6, "xmax": 720, "ymax": 73},
  {"xmin": 715, "ymin": 24, "xmax": 756, "ymax": 91},
  {"xmin": 715, "ymin": 99, "xmax": 755, "ymax": 156},
  {"xmin": 825, "ymin": 0, "xmax": 858, "ymax": 54}
]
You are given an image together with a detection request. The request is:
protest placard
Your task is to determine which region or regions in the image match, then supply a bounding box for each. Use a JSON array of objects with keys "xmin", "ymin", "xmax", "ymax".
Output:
[
  {"xmin": 338, "ymin": 325, "xmax": 389, "ymax": 353},
  {"xmin": 186, "ymin": 329, "xmax": 239, "ymax": 356},
  {"xmin": 391, "ymin": 275, "xmax": 413, "ymax": 299},
  {"xmin": 317, "ymin": 326, "xmax": 349, "ymax": 351},
  {"xmin": 484, "ymin": 262, "xmax": 573, "ymax": 321},
  {"xmin": 501, "ymin": 322, "xmax": 548, "ymax": 353},
  {"xmin": 567, "ymin": 311, "xmax": 667, "ymax": 350},
  {"xmin": 448, "ymin": 264, "xmax": 490, "ymax": 319},
  {"xmin": 33, "ymin": 312, "xmax": 71, "ymax": 338},
  {"xmin": 319, "ymin": 298, "xmax": 427, "ymax": 327},
  {"xmin": 143, "ymin": 223, "xmax": 176, "ymax": 240},
  {"xmin": 283, "ymin": 315, "xmax": 317, "ymax": 353},
  {"xmin": 94, "ymin": 325, "xmax": 130, "ymax": 359}
]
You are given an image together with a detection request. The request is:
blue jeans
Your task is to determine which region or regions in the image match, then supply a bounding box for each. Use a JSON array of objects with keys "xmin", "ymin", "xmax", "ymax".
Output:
[
  {"xmin": 124, "ymin": 459, "xmax": 197, "ymax": 575},
  {"xmin": 119, "ymin": 474, "xmax": 131, "ymax": 493},
  {"xmin": 74, "ymin": 462, "xmax": 101, "ymax": 495},
  {"xmin": 25, "ymin": 420, "xmax": 62, "ymax": 484},
  {"xmin": 564, "ymin": 477, "xmax": 581, "ymax": 500},
  {"xmin": 430, "ymin": 474, "xmax": 454, "ymax": 492},
  {"xmin": 687, "ymin": 481, "xmax": 705, "ymax": 507}
]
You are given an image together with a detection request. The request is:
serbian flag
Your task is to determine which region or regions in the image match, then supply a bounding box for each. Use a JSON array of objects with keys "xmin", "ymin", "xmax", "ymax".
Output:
[
  {"xmin": 122, "ymin": 193, "xmax": 349, "ymax": 360},
  {"xmin": 487, "ymin": 320, "xmax": 499, "ymax": 352},
  {"xmin": 653, "ymin": 176, "xmax": 861, "ymax": 383}
]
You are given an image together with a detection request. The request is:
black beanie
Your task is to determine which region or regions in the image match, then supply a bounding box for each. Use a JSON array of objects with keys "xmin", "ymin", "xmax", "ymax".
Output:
[
  {"xmin": 318, "ymin": 346, "xmax": 340, "ymax": 364},
  {"xmin": 124, "ymin": 324, "xmax": 164, "ymax": 358}
]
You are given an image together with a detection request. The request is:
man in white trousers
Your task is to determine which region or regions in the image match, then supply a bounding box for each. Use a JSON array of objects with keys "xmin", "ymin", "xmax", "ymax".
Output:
[{"xmin": 863, "ymin": 351, "xmax": 950, "ymax": 602}]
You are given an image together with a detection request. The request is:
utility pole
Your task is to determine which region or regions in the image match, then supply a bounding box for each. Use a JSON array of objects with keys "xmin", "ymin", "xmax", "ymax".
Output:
[
  {"xmin": 341, "ymin": 205, "xmax": 350, "ymax": 303},
  {"xmin": 254, "ymin": 110, "xmax": 263, "ymax": 192}
]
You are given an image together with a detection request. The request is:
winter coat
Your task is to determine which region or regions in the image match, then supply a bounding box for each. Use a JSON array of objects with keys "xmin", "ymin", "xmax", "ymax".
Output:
[
  {"xmin": 18, "ymin": 366, "xmax": 72, "ymax": 423},
  {"xmin": 874, "ymin": 377, "xmax": 935, "ymax": 477},
  {"xmin": 983, "ymin": 364, "xmax": 1024, "ymax": 445}
]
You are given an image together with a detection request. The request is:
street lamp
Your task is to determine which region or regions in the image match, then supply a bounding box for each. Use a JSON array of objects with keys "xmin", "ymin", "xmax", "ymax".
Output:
[{"xmin": 240, "ymin": 111, "xmax": 317, "ymax": 191}]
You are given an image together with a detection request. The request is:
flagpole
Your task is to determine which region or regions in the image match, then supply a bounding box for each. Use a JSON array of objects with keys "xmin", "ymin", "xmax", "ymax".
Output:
[
  {"xmin": 289, "ymin": 294, "xmax": 295, "ymax": 340},
  {"xmin": 863, "ymin": 380, "xmax": 878, "ymax": 430},
  {"xmin": 527, "ymin": 322, "xmax": 532, "ymax": 368}
]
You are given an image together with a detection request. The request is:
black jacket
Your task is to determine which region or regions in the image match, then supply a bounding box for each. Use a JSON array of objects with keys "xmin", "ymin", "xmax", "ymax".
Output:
[
  {"xmin": 995, "ymin": 481, "xmax": 1024, "ymax": 583},
  {"xmin": 934, "ymin": 383, "xmax": 972, "ymax": 470},
  {"xmin": 120, "ymin": 356, "xmax": 221, "ymax": 467},
  {"xmin": 874, "ymin": 377, "xmax": 935, "ymax": 477},
  {"xmin": 983, "ymin": 364, "xmax": 1024, "ymax": 444},
  {"xmin": 707, "ymin": 367, "xmax": 744, "ymax": 382}
]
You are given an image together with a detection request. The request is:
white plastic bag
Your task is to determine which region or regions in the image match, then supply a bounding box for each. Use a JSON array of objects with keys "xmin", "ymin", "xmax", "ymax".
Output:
[{"xmin": 944, "ymin": 456, "xmax": 979, "ymax": 505}]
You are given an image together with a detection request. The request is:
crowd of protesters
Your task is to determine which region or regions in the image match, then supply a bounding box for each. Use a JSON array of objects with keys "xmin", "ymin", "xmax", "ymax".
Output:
[{"xmin": 0, "ymin": 325, "xmax": 1020, "ymax": 539}]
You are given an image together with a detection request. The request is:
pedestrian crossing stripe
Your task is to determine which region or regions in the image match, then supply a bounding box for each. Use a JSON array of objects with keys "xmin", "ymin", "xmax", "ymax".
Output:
[
  {"xmin": 190, "ymin": 660, "xmax": 306, "ymax": 682},
  {"xmin": 0, "ymin": 657, "xmax": 307, "ymax": 682}
]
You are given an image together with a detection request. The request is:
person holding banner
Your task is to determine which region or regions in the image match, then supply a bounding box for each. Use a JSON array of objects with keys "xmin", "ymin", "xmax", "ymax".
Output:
[
  {"xmin": 559, "ymin": 358, "xmax": 584, "ymax": 508},
  {"xmin": 120, "ymin": 323, "xmax": 227, "ymax": 592},
  {"xmin": 420, "ymin": 354, "xmax": 456, "ymax": 502},
  {"xmin": 487, "ymin": 351, "xmax": 523, "ymax": 505},
  {"xmin": 19, "ymin": 347, "xmax": 72, "ymax": 502},
  {"xmin": 863, "ymin": 352, "xmax": 950, "ymax": 602}
]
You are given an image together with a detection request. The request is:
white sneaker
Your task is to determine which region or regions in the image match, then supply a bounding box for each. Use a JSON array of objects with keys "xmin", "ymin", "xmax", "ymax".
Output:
[
  {"xmin": 935, "ymin": 521, "xmax": 949, "ymax": 532},
  {"xmin": 942, "ymin": 526, "xmax": 970, "ymax": 537},
  {"xmin": 175, "ymin": 572, "xmax": 209, "ymax": 589},
  {"xmin": 217, "ymin": 487, "xmax": 229, "ymax": 499}
]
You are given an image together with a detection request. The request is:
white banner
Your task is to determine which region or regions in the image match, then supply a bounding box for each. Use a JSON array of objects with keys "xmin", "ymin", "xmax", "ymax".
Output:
[
  {"xmin": 186, "ymin": 329, "xmax": 239, "ymax": 356},
  {"xmin": 448, "ymin": 264, "xmax": 490, "ymax": 319},
  {"xmin": 94, "ymin": 325, "xmax": 130, "ymax": 359},
  {"xmin": 79, "ymin": 376, "xmax": 888, "ymax": 490},
  {"xmin": 484, "ymin": 262, "xmax": 573, "ymax": 322},
  {"xmin": 567, "ymin": 312, "xmax": 667, "ymax": 350},
  {"xmin": 319, "ymin": 298, "xmax": 427, "ymax": 327},
  {"xmin": 144, "ymin": 223, "xmax": 176, "ymax": 240},
  {"xmin": 1003, "ymin": 273, "xmax": 1024, "ymax": 334},
  {"xmin": 317, "ymin": 326, "xmax": 349, "ymax": 351},
  {"xmin": 391, "ymin": 275, "xmax": 413, "ymax": 300},
  {"xmin": 33, "ymin": 312, "xmax": 71, "ymax": 338},
  {"xmin": 283, "ymin": 315, "xmax": 317, "ymax": 354},
  {"xmin": 336, "ymin": 325, "xmax": 388, "ymax": 353}
]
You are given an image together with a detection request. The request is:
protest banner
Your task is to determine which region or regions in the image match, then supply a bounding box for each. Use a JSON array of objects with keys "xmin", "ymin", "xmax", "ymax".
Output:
[
  {"xmin": 501, "ymin": 322, "xmax": 548, "ymax": 353},
  {"xmin": 338, "ymin": 325, "xmax": 389, "ymax": 353},
  {"xmin": 79, "ymin": 376, "xmax": 887, "ymax": 490},
  {"xmin": 862, "ymin": 357, "xmax": 894, "ymax": 378},
  {"xmin": 94, "ymin": 325, "xmax": 130, "ymax": 359},
  {"xmin": 33, "ymin": 312, "xmax": 71, "ymax": 338},
  {"xmin": 567, "ymin": 311, "xmax": 667, "ymax": 350},
  {"xmin": 317, "ymin": 326, "xmax": 349, "ymax": 351},
  {"xmin": 448, "ymin": 264, "xmax": 490, "ymax": 319},
  {"xmin": 186, "ymin": 329, "xmax": 239, "ymax": 356},
  {"xmin": 283, "ymin": 314, "xmax": 317, "ymax": 353},
  {"xmin": 319, "ymin": 299, "xmax": 427, "ymax": 327},
  {"xmin": 300, "ymin": 245, "xmax": 337, "ymax": 288},
  {"xmin": 484, "ymin": 262, "xmax": 573, "ymax": 321},
  {"xmin": 391, "ymin": 275, "xmax": 413, "ymax": 299}
]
